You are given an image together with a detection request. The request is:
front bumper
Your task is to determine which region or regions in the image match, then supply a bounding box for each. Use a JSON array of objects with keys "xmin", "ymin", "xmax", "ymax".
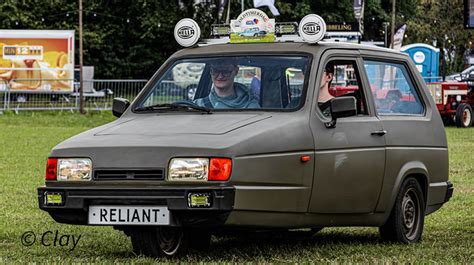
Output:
[{"xmin": 37, "ymin": 186, "xmax": 235, "ymax": 226}]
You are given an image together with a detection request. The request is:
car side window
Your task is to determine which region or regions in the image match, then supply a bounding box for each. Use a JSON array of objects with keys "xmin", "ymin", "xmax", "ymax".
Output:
[
  {"xmin": 318, "ymin": 60, "xmax": 368, "ymax": 116},
  {"xmin": 286, "ymin": 67, "xmax": 305, "ymax": 108},
  {"xmin": 363, "ymin": 60, "xmax": 424, "ymax": 116}
]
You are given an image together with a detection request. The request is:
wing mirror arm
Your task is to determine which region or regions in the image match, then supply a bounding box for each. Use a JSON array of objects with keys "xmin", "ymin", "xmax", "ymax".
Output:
[
  {"xmin": 324, "ymin": 96, "xmax": 357, "ymax": 129},
  {"xmin": 324, "ymin": 119, "xmax": 337, "ymax": 129},
  {"xmin": 112, "ymin": 97, "xmax": 130, "ymax": 118}
]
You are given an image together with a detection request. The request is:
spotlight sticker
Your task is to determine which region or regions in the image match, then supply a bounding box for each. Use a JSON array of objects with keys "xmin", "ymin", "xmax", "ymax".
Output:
[
  {"xmin": 174, "ymin": 18, "xmax": 201, "ymax": 47},
  {"xmin": 299, "ymin": 14, "xmax": 327, "ymax": 44}
]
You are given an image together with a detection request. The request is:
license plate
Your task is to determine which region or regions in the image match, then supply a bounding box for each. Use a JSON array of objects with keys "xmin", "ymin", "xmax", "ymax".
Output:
[{"xmin": 88, "ymin": 206, "xmax": 170, "ymax": 225}]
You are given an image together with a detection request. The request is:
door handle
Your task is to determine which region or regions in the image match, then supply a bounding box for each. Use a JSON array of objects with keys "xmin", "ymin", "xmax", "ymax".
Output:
[{"xmin": 371, "ymin": 130, "xmax": 387, "ymax": 136}]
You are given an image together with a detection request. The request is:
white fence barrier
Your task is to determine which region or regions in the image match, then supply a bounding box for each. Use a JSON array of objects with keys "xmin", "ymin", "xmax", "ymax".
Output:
[{"xmin": 0, "ymin": 79, "xmax": 148, "ymax": 112}]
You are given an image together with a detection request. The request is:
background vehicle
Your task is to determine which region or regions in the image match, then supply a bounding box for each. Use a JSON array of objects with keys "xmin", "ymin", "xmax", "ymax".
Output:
[
  {"xmin": 427, "ymin": 73, "xmax": 474, "ymax": 127},
  {"xmin": 445, "ymin": 65, "xmax": 474, "ymax": 82}
]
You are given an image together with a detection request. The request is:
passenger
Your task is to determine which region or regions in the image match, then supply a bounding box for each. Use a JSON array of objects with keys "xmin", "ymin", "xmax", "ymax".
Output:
[
  {"xmin": 194, "ymin": 60, "xmax": 260, "ymax": 109},
  {"xmin": 318, "ymin": 62, "xmax": 335, "ymax": 116}
]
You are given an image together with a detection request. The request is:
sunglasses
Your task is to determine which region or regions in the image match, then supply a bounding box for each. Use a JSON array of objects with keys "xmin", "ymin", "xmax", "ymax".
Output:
[{"xmin": 210, "ymin": 68, "xmax": 234, "ymax": 77}]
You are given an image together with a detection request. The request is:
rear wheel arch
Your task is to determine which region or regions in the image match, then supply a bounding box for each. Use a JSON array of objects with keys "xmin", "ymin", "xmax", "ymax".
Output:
[
  {"xmin": 408, "ymin": 173, "xmax": 428, "ymax": 208},
  {"xmin": 379, "ymin": 176, "xmax": 426, "ymax": 243},
  {"xmin": 385, "ymin": 163, "xmax": 429, "ymax": 219}
]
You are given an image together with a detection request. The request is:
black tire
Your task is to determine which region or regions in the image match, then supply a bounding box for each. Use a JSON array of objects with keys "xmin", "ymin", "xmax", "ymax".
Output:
[
  {"xmin": 130, "ymin": 227, "xmax": 188, "ymax": 257},
  {"xmin": 187, "ymin": 228, "xmax": 212, "ymax": 250},
  {"xmin": 455, "ymin": 103, "xmax": 473, "ymax": 128},
  {"xmin": 130, "ymin": 227, "xmax": 154, "ymax": 256},
  {"xmin": 379, "ymin": 177, "xmax": 425, "ymax": 243},
  {"xmin": 288, "ymin": 227, "xmax": 324, "ymax": 238}
]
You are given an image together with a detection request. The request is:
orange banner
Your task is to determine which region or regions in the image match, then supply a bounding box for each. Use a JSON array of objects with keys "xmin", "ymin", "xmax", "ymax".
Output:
[{"xmin": 0, "ymin": 30, "xmax": 74, "ymax": 92}]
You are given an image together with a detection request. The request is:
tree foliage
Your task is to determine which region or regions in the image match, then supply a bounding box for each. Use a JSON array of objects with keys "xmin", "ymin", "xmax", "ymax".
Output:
[
  {"xmin": 404, "ymin": 0, "xmax": 473, "ymax": 75},
  {"xmin": 0, "ymin": 0, "xmax": 471, "ymax": 78}
]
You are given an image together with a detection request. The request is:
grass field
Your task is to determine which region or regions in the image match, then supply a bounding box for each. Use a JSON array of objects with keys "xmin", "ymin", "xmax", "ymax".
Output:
[{"xmin": 0, "ymin": 111, "xmax": 472, "ymax": 263}]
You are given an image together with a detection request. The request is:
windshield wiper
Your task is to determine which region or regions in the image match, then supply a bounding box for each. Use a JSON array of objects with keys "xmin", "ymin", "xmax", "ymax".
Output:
[{"xmin": 135, "ymin": 102, "xmax": 212, "ymax": 114}]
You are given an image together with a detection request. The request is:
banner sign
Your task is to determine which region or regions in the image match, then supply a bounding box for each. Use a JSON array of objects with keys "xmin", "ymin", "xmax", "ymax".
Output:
[
  {"xmin": 230, "ymin": 9, "xmax": 275, "ymax": 43},
  {"xmin": 326, "ymin": 22, "xmax": 360, "ymax": 32},
  {"xmin": 353, "ymin": 0, "xmax": 364, "ymax": 20},
  {"xmin": 218, "ymin": 0, "xmax": 227, "ymax": 22},
  {"xmin": 0, "ymin": 30, "xmax": 74, "ymax": 91},
  {"xmin": 392, "ymin": 24, "xmax": 407, "ymax": 51}
]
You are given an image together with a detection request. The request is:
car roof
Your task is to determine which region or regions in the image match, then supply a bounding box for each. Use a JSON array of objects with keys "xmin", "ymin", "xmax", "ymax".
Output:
[{"xmin": 170, "ymin": 41, "xmax": 406, "ymax": 60}]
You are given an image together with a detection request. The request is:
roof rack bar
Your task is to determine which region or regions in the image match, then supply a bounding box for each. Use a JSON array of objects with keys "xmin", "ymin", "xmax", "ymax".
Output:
[{"xmin": 210, "ymin": 22, "xmax": 299, "ymax": 38}]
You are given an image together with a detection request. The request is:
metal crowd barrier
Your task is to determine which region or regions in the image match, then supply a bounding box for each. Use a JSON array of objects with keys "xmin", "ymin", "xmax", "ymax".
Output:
[
  {"xmin": 0, "ymin": 80, "xmax": 8, "ymax": 112},
  {"xmin": 0, "ymin": 79, "xmax": 148, "ymax": 112},
  {"xmin": 422, "ymin": 76, "xmax": 443, "ymax": 83}
]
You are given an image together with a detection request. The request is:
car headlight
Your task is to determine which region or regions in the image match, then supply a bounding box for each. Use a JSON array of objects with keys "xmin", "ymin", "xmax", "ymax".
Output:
[
  {"xmin": 57, "ymin": 158, "xmax": 92, "ymax": 181},
  {"xmin": 168, "ymin": 158, "xmax": 209, "ymax": 182},
  {"xmin": 456, "ymin": 95, "xmax": 462, "ymax": 102},
  {"xmin": 168, "ymin": 157, "xmax": 232, "ymax": 182}
]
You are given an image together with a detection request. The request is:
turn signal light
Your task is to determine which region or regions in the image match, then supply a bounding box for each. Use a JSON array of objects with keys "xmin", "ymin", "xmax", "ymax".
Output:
[
  {"xmin": 45, "ymin": 158, "xmax": 58, "ymax": 180},
  {"xmin": 209, "ymin": 158, "xmax": 232, "ymax": 181}
]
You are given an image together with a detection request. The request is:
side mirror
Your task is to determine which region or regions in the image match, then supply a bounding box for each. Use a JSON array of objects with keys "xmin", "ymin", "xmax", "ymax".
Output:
[
  {"xmin": 325, "ymin": 96, "xmax": 357, "ymax": 128},
  {"xmin": 112, "ymin": 97, "xmax": 130, "ymax": 118}
]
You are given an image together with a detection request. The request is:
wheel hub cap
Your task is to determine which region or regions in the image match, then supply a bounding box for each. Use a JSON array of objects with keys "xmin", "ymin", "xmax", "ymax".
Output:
[
  {"xmin": 157, "ymin": 227, "xmax": 183, "ymax": 255},
  {"xmin": 463, "ymin": 109, "xmax": 471, "ymax": 126},
  {"xmin": 403, "ymin": 196, "xmax": 416, "ymax": 229}
]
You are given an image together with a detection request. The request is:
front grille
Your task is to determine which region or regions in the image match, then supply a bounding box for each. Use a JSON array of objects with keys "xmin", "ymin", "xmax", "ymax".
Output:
[{"xmin": 94, "ymin": 169, "xmax": 165, "ymax": 180}]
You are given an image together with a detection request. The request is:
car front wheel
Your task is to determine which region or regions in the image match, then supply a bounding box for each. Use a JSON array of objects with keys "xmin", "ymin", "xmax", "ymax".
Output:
[
  {"xmin": 130, "ymin": 227, "xmax": 188, "ymax": 257},
  {"xmin": 379, "ymin": 177, "xmax": 425, "ymax": 243}
]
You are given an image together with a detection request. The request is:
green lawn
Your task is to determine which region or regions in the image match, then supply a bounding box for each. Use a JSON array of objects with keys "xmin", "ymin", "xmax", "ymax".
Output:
[{"xmin": 0, "ymin": 111, "xmax": 472, "ymax": 263}]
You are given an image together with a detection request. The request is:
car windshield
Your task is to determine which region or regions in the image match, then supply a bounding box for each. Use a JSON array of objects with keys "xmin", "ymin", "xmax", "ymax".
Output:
[{"xmin": 135, "ymin": 55, "xmax": 309, "ymax": 111}]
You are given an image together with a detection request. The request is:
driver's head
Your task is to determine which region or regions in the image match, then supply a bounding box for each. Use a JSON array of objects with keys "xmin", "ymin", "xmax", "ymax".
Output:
[
  {"xmin": 320, "ymin": 62, "xmax": 334, "ymax": 89},
  {"xmin": 210, "ymin": 59, "xmax": 239, "ymax": 91}
]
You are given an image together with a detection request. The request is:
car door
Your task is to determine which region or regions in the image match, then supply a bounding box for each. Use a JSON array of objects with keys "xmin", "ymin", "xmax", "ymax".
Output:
[
  {"xmin": 308, "ymin": 51, "xmax": 386, "ymax": 214},
  {"xmin": 360, "ymin": 54, "xmax": 448, "ymax": 213}
]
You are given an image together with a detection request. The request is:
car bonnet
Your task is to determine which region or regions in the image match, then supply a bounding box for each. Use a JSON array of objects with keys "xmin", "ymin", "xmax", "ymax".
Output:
[{"xmin": 94, "ymin": 113, "xmax": 271, "ymax": 136}]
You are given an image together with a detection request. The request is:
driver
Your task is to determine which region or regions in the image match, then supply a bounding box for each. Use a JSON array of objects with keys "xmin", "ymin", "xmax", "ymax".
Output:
[
  {"xmin": 194, "ymin": 60, "xmax": 260, "ymax": 109},
  {"xmin": 318, "ymin": 62, "xmax": 335, "ymax": 116}
]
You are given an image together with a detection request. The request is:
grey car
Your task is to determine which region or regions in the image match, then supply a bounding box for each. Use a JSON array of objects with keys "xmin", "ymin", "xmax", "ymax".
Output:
[{"xmin": 37, "ymin": 41, "xmax": 453, "ymax": 257}]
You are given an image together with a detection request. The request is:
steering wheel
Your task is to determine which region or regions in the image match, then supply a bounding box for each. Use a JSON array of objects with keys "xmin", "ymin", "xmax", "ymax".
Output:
[{"xmin": 173, "ymin": 99, "xmax": 198, "ymax": 106}]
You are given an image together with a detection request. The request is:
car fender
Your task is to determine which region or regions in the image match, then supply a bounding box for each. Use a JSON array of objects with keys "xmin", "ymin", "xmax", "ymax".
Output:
[{"xmin": 379, "ymin": 161, "xmax": 429, "ymax": 223}]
